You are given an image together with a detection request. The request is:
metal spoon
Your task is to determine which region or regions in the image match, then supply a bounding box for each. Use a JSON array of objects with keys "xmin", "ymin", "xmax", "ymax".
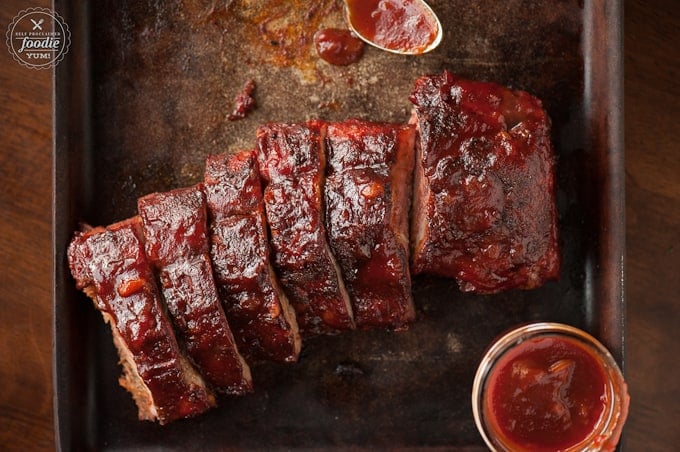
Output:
[{"xmin": 344, "ymin": 0, "xmax": 443, "ymax": 55}]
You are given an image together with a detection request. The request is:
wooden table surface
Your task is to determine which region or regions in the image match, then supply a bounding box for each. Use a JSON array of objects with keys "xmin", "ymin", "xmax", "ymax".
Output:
[{"xmin": 0, "ymin": 0, "xmax": 677, "ymax": 450}]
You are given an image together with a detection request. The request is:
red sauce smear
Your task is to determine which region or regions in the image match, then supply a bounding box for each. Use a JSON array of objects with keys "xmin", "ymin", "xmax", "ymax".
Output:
[
  {"xmin": 314, "ymin": 28, "xmax": 365, "ymax": 66},
  {"xmin": 485, "ymin": 335, "xmax": 608, "ymax": 451},
  {"xmin": 345, "ymin": 0, "xmax": 439, "ymax": 54}
]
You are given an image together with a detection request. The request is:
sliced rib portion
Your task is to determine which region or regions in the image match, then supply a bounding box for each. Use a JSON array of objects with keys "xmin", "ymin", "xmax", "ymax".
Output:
[
  {"xmin": 409, "ymin": 70, "xmax": 560, "ymax": 293},
  {"xmin": 256, "ymin": 121, "xmax": 355, "ymax": 334},
  {"xmin": 138, "ymin": 185, "xmax": 253, "ymax": 394},
  {"xmin": 325, "ymin": 120, "xmax": 416, "ymax": 329},
  {"xmin": 204, "ymin": 150, "xmax": 301, "ymax": 363},
  {"xmin": 67, "ymin": 217, "xmax": 215, "ymax": 424}
]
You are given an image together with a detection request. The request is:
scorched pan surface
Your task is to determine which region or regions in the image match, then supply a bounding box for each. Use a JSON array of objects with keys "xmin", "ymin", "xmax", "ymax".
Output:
[{"xmin": 53, "ymin": 0, "xmax": 624, "ymax": 449}]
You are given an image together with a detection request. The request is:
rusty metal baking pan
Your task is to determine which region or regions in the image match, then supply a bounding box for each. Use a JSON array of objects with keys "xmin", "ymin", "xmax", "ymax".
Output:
[{"xmin": 53, "ymin": 0, "xmax": 624, "ymax": 449}]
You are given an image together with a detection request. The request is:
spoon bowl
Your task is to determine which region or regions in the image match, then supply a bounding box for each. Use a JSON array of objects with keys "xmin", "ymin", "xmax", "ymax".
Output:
[{"xmin": 344, "ymin": 0, "xmax": 443, "ymax": 55}]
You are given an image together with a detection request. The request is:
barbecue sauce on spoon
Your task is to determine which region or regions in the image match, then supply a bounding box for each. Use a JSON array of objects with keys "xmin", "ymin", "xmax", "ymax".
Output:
[{"xmin": 345, "ymin": 0, "xmax": 440, "ymax": 54}]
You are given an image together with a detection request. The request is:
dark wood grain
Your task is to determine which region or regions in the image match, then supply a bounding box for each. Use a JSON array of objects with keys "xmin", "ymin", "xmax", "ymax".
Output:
[
  {"xmin": 624, "ymin": 0, "xmax": 680, "ymax": 451},
  {"xmin": 0, "ymin": 1, "xmax": 54, "ymax": 451},
  {"xmin": 0, "ymin": 0, "xmax": 678, "ymax": 450}
]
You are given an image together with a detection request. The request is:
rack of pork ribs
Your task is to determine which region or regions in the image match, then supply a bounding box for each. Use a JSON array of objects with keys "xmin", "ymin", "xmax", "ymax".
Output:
[{"xmin": 67, "ymin": 71, "xmax": 560, "ymax": 424}]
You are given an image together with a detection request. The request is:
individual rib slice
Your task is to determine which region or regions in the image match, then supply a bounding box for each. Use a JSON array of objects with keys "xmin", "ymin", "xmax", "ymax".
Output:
[
  {"xmin": 256, "ymin": 121, "xmax": 355, "ymax": 334},
  {"xmin": 325, "ymin": 120, "xmax": 417, "ymax": 329},
  {"xmin": 204, "ymin": 150, "xmax": 301, "ymax": 363},
  {"xmin": 409, "ymin": 70, "xmax": 560, "ymax": 293},
  {"xmin": 138, "ymin": 185, "xmax": 253, "ymax": 394},
  {"xmin": 67, "ymin": 217, "xmax": 215, "ymax": 424}
]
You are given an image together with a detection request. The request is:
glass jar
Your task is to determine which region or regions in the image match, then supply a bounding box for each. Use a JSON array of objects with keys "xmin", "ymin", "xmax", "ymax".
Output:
[{"xmin": 472, "ymin": 322, "xmax": 629, "ymax": 452}]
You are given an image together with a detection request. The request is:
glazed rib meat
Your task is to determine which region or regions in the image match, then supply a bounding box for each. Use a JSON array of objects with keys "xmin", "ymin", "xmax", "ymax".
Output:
[
  {"xmin": 204, "ymin": 150, "xmax": 301, "ymax": 363},
  {"xmin": 256, "ymin": 121, "xmax": 355, "ymax": 334},
  {"xmin": 67, "ymin": 217, "xmax": 215, "ymax": 424},
  {"xmin": 138, "ymin": 185, "xmax": 253, "ymax": 394},
  {"xmin": 409, "ymin": 70, "xmax": 560, "ymax": 292},
  {"xmin": 325, "ymin": 120, "xmax": 416, "ymax": 329}
]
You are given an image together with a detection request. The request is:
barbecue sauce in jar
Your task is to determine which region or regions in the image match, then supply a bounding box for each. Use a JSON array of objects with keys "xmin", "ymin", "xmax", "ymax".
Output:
[
  {"xmin": 473, "ymin": 323, "xmax": 629, "ymax": 452},
  {"xmin": 345, "ymin": 0, "xmax": 439, "ymax": 54}
]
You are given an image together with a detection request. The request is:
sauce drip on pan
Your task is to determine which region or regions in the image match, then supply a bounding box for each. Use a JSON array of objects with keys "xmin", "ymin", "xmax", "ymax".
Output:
[
  {"xmin": 314, "ymin": 28, "xmax": 365, "ymax": 66},
  {"xmin": 345, "ymin": 0, "xmax": 439, "ymax": 54}
]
